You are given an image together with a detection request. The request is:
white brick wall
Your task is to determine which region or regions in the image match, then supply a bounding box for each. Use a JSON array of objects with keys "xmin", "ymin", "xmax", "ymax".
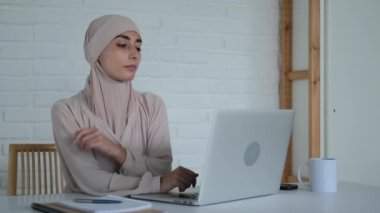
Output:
[{"xmin": 0, "ymin": 0, "xmax": 280, "ymax": 192}]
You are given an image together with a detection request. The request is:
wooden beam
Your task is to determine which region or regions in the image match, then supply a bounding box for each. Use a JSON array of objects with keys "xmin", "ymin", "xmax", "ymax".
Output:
[
  {"xmin": 288, "ymin": 70, "xmax": 308, "ymax": 80},
  {"xmin": 309, "ymin": 0, "xmax": 321, "ymax": 158},
  {"xmin": 280, "ymin": 0, "xmax": 293, "ymax": 182}
]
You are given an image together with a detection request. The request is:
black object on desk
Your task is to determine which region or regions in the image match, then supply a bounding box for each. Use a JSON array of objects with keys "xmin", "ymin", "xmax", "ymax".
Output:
[{"xmin": 280, "ymin": 183, "xmax": 298, "ymax": 190}]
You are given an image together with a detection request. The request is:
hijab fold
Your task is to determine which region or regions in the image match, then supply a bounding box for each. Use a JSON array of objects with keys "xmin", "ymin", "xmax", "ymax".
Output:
[{"xmin": 83, "ymin": 15, "xmax": 140, "ymax": 139}]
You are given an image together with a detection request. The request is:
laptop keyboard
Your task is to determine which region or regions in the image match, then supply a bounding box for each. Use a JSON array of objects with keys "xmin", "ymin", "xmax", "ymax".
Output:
[
  {"xmin": 178, "ymin": 192, "xmax": 199, "ymax": 200},
  {"xmin": 169, "ymin": 192, "xmax": 199, "ymax": 200}
]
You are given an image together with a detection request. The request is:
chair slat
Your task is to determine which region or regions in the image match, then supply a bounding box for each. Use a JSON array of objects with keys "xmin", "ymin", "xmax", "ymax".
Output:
[
  {"xmin": 43, "ymin": 151, "xmax": 47, "ymax": 194},
  {"xmin": 26, "ymin": 151, "xmax": 30, "ymax": 195},
  {"xmin": 7, "ymin": 144, "xmax": 64, "ymax": 196},
  {"xmin": 38, "ymin": 151, "xmax": 42, "ymax": 194},
  {"xmin": 54, "ymin": 151, "xmax": 59, "ymax": 193},
  {"xmin": 21, "ymin": 150, "xmax": 25, "ymax": 195},
  {"xmin": 7, "ymin": 145, "xmax": 17, "ymax": 195},
  {"xmin": 32, "ymin": 150, "xmax": 36, "ymax": 195},
  {"xmin": 49, "ymin": 151, "xmax": 53, "ymax": 194}
]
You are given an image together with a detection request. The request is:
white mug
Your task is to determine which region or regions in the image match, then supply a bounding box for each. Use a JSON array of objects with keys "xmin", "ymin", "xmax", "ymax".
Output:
[{"xmin": 297, "ymin": 158, "xmax": 337, "ymax": 192}]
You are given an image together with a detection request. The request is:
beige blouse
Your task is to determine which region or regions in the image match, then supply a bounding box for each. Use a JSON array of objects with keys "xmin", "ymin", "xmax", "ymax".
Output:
[{"xmin": 51, "ymin": 90, "xmax": 172, "ymax": 196}]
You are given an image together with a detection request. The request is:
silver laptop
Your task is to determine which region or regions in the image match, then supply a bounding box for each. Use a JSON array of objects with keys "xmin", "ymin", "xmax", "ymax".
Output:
[{"xmin": 131, "ymin": 109, "xmax": 294, "ymax": 206}]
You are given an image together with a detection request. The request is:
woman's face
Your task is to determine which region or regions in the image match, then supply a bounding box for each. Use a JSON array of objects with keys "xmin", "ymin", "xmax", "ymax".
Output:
[{"xmin": 98, "ymin": 31, "xmax": 142, "ymax": 82}]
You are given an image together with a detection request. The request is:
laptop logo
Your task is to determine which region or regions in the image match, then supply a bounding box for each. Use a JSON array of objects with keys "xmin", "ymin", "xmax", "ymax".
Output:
[{"xmin": 244, "ymin": 141, "xmax": 260, "ymax": 166}]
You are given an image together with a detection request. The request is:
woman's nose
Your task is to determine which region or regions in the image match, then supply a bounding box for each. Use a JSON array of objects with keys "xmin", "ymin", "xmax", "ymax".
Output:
[{"xmin": 129, "ymin": 48, "xmax": 139, "ymax": 60}]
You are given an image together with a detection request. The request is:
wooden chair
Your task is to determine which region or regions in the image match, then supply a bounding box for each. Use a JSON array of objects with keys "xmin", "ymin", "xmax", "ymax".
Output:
[{"xmin": 7, "ymin": 144, "xmax": 65, "ymax": 195}]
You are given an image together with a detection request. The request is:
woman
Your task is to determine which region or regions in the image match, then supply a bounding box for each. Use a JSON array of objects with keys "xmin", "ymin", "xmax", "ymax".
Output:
[{"xmin": 51, "ymin": 14, "xmax": 197, "ymax": 196}]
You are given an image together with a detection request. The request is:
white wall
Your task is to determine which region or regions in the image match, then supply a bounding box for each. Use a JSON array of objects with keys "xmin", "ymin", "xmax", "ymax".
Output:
[
  {"xmin": 291, "ymin": 0, "xmax": 309, "ymax": 176},
  {"xmin": 325, "ymin": 0, "xmax": 380, "ymax": 186},
  {"xmin": 0, "ymin": 0, "xmax": 281, "ymax": 192}
]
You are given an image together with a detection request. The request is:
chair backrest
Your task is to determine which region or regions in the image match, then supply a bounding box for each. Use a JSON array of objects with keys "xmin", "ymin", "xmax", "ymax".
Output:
[{"xmin": 7, "ymin": 144, "xmax": 65, "ymax": 195}]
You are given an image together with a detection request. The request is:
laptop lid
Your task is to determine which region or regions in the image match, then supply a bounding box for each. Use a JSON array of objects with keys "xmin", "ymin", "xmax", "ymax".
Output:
[
  {"xmin": 197, "ymin": 109, "xmax": 294, "ymax": 205},
  {"xmin": 131, "ymin": 109, "xmax": 294, "ymax": 206}
]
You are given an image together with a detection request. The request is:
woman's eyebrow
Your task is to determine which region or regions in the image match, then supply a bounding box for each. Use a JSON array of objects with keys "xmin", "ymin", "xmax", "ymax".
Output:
[{"xmin": 114, "ymin": 35, "xmax": 142, "ymax": 43}]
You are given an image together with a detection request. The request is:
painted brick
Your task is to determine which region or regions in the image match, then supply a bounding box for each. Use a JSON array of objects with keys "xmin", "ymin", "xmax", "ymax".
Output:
[
  {"xmin": 130, "ymin": 16, "xmax": 161, "ymax": 31},
  {"xmin": 168, "ymin": 109, "xmax": 209, "ymax": 124},
  {"xmin": 161, "ymin": 48, "xmax": 209, "ymax": 64},
  {"xmin": 177, "ymin": 123, "xmax": 210, "ymax": 139},
  {"xmin": 0, "ymin": 123, "xmax": 33, "ymax": 138},
  {"xmin": 1, "ymin": 143, "xmax": 7, "ymax": 156},
  {"xmin": 171, "ymin": 139, "xmax": 208, "ymax": 156},
  {"xmin": 227, "ymin": 6, "xmax": 269, "ymax": 20},
  {"xmin": 225, "ymin": 67, "xmax": 269, "ymax": 81},
  {"xmin": 34, "ymin": 0, "xmax": 83, "ymax": 8},
  {"xmin": 66, "ymin": 77, "xmax": 86, "ymax": 93},
  {"xmin": 72, "ymin": 60, "xmax": 91, "ymax": 77},
  {"xmin": 0, "ymin": 25, "xmax": 33, "ymax": 41},
  {"xmin": 0, "ymin": 0, "xmax": 33, "ymax": 6},
  {"xmin": 162, "ymin": 18, "xmax": 212, "ymax": 33},
  {"xmin": 83, "ymin": 0, "xmax": 131, "ymax": 10},
  {"xmin": 177, "ymin": 35, "xmax": 224, "ymax": 50},
  {"xmin": 0, "ymin": 61, "xmax": 33, "ymax": 77},
  {"xmin": 140, "ymin": 47, "xmax": 160, "ymax": 62},
  {"xmin": 208, "ymin": 52, "xmax": 261, "ymax": 66},
  {"xmin": 134, "ymin": 2, "xmax": 226, "ymax": 18},
  {"xmin": 133, "ymin": 78, "xmax": 161, "ymax": 93},
  {"xmin": 210, "ymin": 80, "xmax": 273, "ymax": 95},
  {"xmin": 33, "ymin": 43, "xmax": 81, "ymax": 59},
  {"xmin": 161, "ymin": 95, "xmax": 177, "ymax": 108},
  {"xmin": 33, "ymin": 8, "xmax": 67, "ymax": 24},
  {"xmin": 139, "ymin": 30, "xmax": 176, "ymax": 47},
  {"xmin": 213, "ymin": 0, "xmax": 261, "ymax": 6},
  {"xmin": 33, "ymin": 60, "xmax": 75, "ymax": 76},
  {"xmin": 0, "ymin": 44, "xmax": 34, "ymax": 59},
  {"xmin": 34, "ymin": 78, "xmax": 67, "ymax": 91},
  {"xmin": 178, "ymin": 65, "xmax": 225, "ymax": 79},
  {"xmin": 226, "ymin": 95, "xmax": 279, "ymax": 109},
  {"xmin": 212, "ymin": 19, "xmax": 258, "ymax": 34},
  {"xmin": 176, "ymin": 154, "xmax": 205, "ymax": 169},
  {"xmin": 138, "ymin": 62, "xmax": 179, "ymax": 78},
  {"xmin": 0, "ymin": 78, "xmax": 33, "ymax": 92},
  {"xmin": 34, "ymin": 92, "xmax": 71, "ymax": 107},
  {"xmin": 4, "ymin": 108, "xmax": 51, "ymax": 122},
  {"xmin": 160, "ymin": 79, "xmax": 209, "ymax": 94},
  {"xmin": 63, "ymin": 10, "xmax": 103, "ymax": 26},
  {"xmin": 0, "ymin": 93, "xmax": 31, "ymax": 106},
  {"xmin": 168, "ymin": 125, "xmax": 178, "ymax": 139},
  {"xmin": 0, "ymin": 9, "xmax": 34, "ymax": 24},
  {"xmin": 225, "ymin": 35, "xmax": 279, "ymax": 53},
  {"xmin": 259, "ymin": 0, "xmax": 280, "ymax": 9},
  {"xmin": 177, "ymin": 95, "xmax": 226, "ymax": 109},
  {"xmin": 34, "ymin": 25, "xmax": 85, "ymax": 43},
  {"xmin": 34, "ymin": 123, "xmax": 53, "ymax": 140}
]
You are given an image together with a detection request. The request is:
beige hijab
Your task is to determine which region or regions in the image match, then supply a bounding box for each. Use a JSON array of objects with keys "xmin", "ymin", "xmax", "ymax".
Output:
[{"xmin": 83, "ymin": 15, "xmax": 140, "ymax": 139}]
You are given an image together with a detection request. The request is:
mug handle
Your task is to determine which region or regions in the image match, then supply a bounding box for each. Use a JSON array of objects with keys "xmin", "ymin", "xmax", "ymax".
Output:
[{"xmin": 297, "ymin": 161, "xmax": 309, "ymax": 188}]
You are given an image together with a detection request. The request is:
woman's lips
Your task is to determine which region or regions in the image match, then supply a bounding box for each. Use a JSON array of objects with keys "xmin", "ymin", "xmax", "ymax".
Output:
[{"xmin": 125, "ymin": 65, "xmax": 137, "ymax": 71}]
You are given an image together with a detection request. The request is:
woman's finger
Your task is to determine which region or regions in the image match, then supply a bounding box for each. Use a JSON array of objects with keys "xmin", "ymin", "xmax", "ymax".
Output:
[
  {"xmin": 74, "ymin": 128, "xmax": 95, "ymax": 143},
  {"xmin": 81, "ymin": 130, "xmax": 102, "ymax": 144},
  {"xmin": 178, "ymin": 166, "xmax": 198, "ymax": 178}
]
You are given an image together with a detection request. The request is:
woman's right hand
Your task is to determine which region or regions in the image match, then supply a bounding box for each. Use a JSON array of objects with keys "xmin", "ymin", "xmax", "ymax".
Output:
[{"xmin": 160, "ymin": 166, "xmax": 198, "ymax": 193}]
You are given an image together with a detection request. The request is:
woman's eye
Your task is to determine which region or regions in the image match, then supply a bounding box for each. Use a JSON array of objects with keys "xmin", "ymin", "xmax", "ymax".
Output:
[{"xmin": 116, "ymin": 43, "xmax": 127, "ymax": 48}]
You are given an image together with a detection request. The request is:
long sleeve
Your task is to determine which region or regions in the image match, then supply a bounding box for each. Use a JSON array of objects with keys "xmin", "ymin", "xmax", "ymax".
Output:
[
  {"xmin": 119, "ymin": 93, "xmax": 173, "ymax": 177},
  {"xmin": 51, "ymin": 100, "xmax": 161, "ymax": 196}
]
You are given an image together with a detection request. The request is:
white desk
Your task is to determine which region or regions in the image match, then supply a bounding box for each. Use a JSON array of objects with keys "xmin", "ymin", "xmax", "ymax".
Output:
[{"xmin": 1, "ymin": 182, "xmax": 379, "ymax": 213}]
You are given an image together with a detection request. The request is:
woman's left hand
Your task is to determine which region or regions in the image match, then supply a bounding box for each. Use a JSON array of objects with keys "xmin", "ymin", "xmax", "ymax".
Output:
[{"xmin": 74, "ymin": 127, "xmax": 126, "ymax": 165}]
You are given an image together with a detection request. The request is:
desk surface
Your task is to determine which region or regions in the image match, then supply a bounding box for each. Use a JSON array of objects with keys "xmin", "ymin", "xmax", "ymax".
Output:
[{"xmin": 1, "ymin": 182, "xmax": 380, "ymax": 213}]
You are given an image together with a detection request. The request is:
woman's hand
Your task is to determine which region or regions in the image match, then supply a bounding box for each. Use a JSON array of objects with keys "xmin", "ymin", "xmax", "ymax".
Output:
[
  {"xmin": 160, "ymin": 166, "xmax": 198, "ymax": 193},
  {"xmin": 74, "ymin": 127, "xmax": 126, "ymax": 165}
]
